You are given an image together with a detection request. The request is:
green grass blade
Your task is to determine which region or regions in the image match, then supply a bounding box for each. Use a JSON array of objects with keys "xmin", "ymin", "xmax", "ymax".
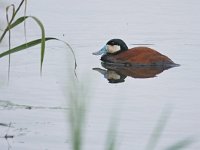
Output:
[
  {"xmin": 0, "ymin": 0, "xmax": 25, "ymax": 43},
  {"xmin": 106, "ymin": 116, "xmax": 118, "ymax": 150},
  {"xmin": 28, "ymin": 16, "xmax": 45, "ymax": 71},
  {"xmin": 105, "ymin": 105, "xmax": 120, "ymax": 150},
  {"xmin": 59, "ymin": 39, "xmax": 77, "ymax": 71},
  {"xmin": 9, "ymin": 16, "xmax": 28, "ymax": 29},
  {"xmin": 6, "ymin": 4, "xmax": 15, "ymax": 78},
  {"xmin": 145, "ymin": 106, "xmax": 172, "ymax": 150},
  {"xmin": 69, "ymin": 84, "xmax": 85, "ymax": 150},
  {"xmin": 24, "ymin": 0, "xmax": 28, "ymax": 42},
  {"xmin": 165, "ymin": 138, "xmax": 195, "ymax": 150},
  {"xmin": 0, "ymin": 16, "xmax": 45, "ymax": 71},
  {"xmin": 6, "ymin": 4, "xmax": 15, "ymax": 18},
  {"xmin": 0, "ymin": 38, "xmax": 55, "ymax": 58},
  {"xmin": 0, "ymin": 37, "xmax": 77, "ymax": 73},
  {"xmin": 0, "ymin": 16, "xmax": 28, "ymax": 35}
]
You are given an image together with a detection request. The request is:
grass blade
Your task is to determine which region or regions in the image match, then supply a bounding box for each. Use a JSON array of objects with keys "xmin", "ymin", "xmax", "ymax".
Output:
[
  {"xmin": 28, "ymin": 16, "xmax": 45, "ymax": 71},
  {"xmin": 0, "ymin": 0, "xmax": 25, "ymax": 42},
  {"xmin": 0, "ymin": 37, "xmax": 77, "ymax": 73},
  {"xmin": 165, "ymin": 138, "xmax": 194, "ymax": 150},
  {"xmin": 105, "ymin": 113, "xmax": 119, "ymax": 150},
  {"xmin": 24, "ymin": 0, "xmax": 28, "ymax": 42},
  {"xmin": 0, "ymin": 16, "xmax": 45, "ymax": 72},
  {"xmin": 9, "ymin": 16, "xmax": 28, "ymax": 30},
  {"xmin": 69, "ymin": 81, "xmax": 88, "ymax": 150},
  {"xmin": 145, "ymin": 106, "xmax": 172, "ymax": 150},
  {"xmin": 59, "ymin": 39, "xmax": 77, "ymax": 71},
  {"xmin": 0, "ymin": 38, "xmax": 54, "ymax": 58},
  {"xmin": 6, "ymin": 4, "xmax": 15, "ymax": 78}
]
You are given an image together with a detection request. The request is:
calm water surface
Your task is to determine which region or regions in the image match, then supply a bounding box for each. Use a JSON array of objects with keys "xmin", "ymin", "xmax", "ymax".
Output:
[{"xmin": 0, "ymin": 0, "xmax": 200, "ymax": 149}]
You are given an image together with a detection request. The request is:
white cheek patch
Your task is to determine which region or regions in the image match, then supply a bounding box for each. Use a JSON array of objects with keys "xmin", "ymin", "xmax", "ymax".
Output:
[
  {"xmin": 106, "ymin": 70, "xmax": 121, "ymax": 80},
  {"xmin": 107, "ymin": 45, "xmax": 121, "ymax": 53}
]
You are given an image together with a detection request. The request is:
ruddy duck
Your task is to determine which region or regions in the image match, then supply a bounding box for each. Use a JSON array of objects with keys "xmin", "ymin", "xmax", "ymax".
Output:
[{"xmin": 93, "ymin": 39, "xmax": 178, "ymax": 67}]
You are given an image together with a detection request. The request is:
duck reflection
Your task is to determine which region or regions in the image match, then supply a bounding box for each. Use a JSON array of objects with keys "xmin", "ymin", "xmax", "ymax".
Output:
[{"xmin": 93, "ymin": 62, "xmax": 176, "ymax": 83}]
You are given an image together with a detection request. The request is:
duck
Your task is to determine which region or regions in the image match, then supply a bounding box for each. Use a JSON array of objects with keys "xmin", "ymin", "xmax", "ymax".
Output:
[{"xmin": 93, "ymin": 39, "xmax": 179, "ymax": 67}]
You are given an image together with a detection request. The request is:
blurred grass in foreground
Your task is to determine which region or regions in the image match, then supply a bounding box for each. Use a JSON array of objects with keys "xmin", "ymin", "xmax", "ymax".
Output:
[
  {"xmin": 67, "ymin": 82, "xmax": 195, "ymax": 150},
  {"xmin": 68, "ymin": 76, "xmax": 88, "ymax": 150}
]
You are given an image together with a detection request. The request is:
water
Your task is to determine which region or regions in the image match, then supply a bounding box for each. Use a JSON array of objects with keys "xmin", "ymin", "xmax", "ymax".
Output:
[{"xmin": 0, "ymin": 0, "xmax": 200, "ymax": 149}]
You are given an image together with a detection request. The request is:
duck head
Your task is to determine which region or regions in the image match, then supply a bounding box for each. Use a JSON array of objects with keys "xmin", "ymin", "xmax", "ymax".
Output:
[{"xmin": 93, "ymin": 39, "xmax": 128, "ymax": 55}]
